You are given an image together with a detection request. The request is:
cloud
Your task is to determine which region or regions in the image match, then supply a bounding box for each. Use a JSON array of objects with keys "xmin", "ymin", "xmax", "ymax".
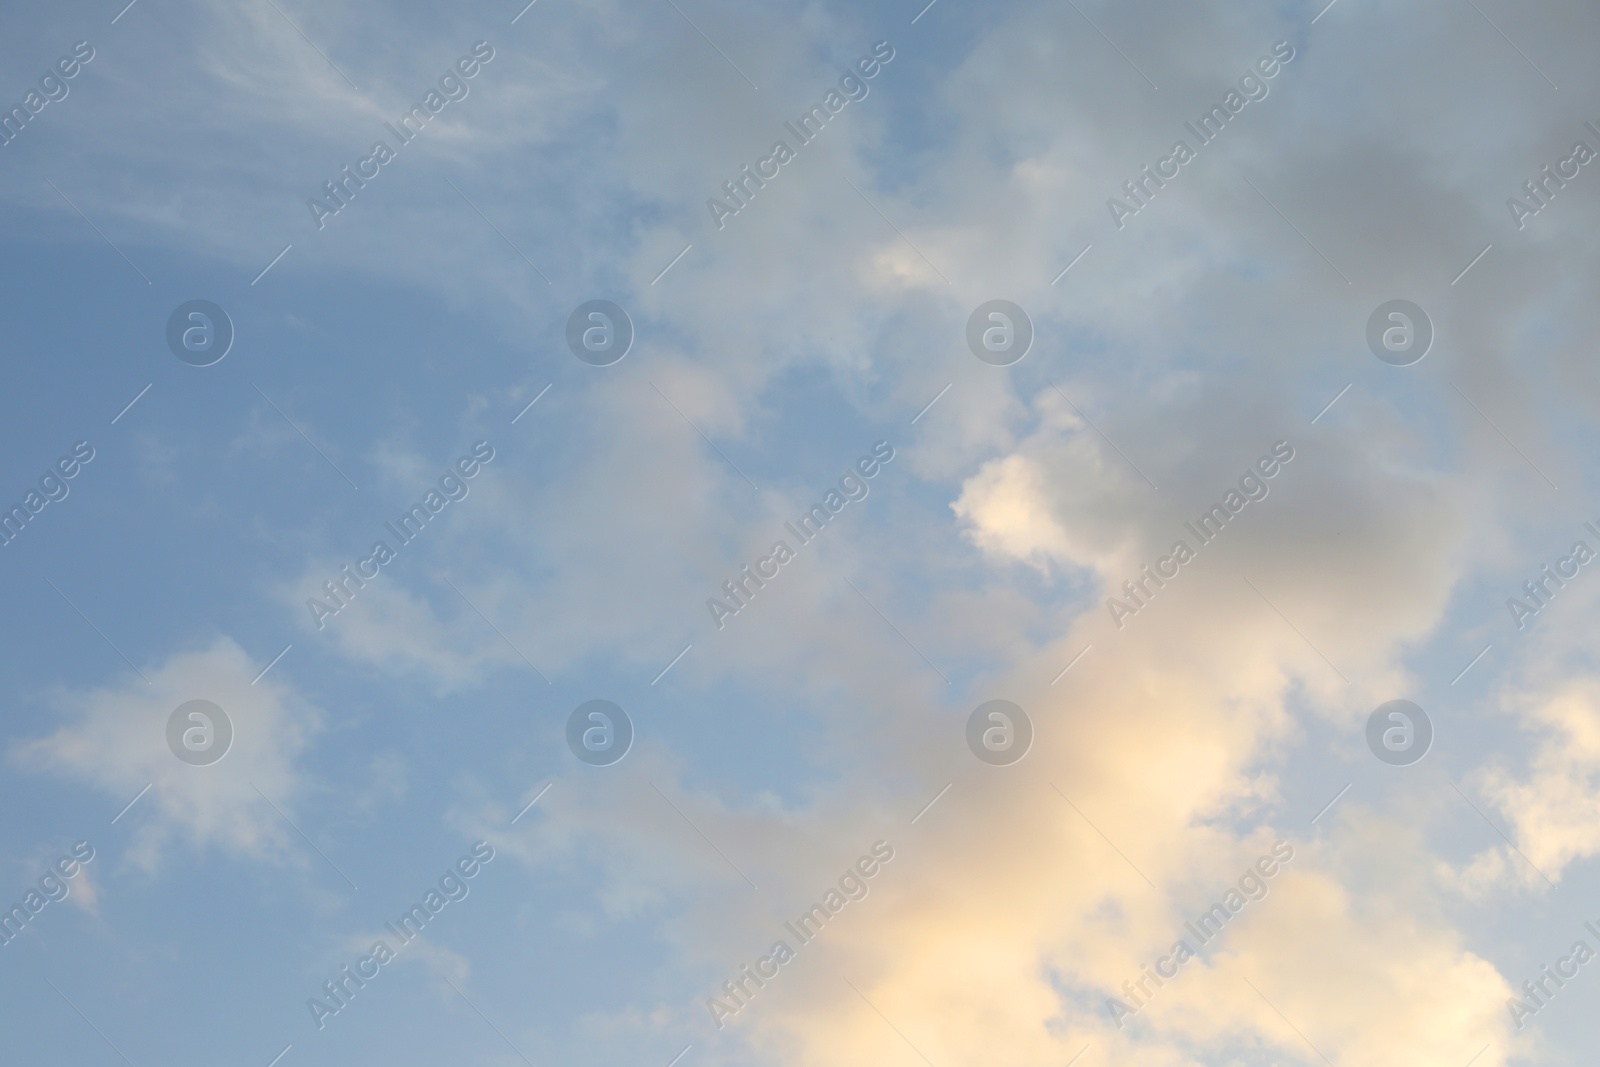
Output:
[
  {"xmin": 11, "ymin": 637, "xmax": 322, "ymax": 871},
  {"xmin": 1475, "ymin": 677, "xmax": 1600, "ymax": 883}
]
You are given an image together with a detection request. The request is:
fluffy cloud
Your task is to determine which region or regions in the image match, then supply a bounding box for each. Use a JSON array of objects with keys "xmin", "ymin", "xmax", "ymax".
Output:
[
  {"xmin": 11, "ymin": 637, "xmax": 321, "ymax": 871},
  {"xmin": 1476, "ymin": 678, "xmax": 1600, "ymax": 883}
]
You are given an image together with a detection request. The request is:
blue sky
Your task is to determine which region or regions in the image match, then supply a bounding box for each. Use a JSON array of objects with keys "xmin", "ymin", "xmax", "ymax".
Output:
[{"xmin": 4, "ymin": 0, "xmax": 1600, "ymax": 1064}]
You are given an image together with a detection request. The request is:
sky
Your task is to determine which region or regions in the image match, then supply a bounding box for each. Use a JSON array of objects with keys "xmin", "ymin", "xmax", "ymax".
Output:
[{"xmin": 2, "ymin": 0, "xmax": 1600, "ymax": 1064}]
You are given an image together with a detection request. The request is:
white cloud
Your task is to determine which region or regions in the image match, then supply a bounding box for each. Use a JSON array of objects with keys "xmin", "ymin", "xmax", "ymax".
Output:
[{"xmin": 11, "ymin": 637, "xmax": 322, "ymax": 872}]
